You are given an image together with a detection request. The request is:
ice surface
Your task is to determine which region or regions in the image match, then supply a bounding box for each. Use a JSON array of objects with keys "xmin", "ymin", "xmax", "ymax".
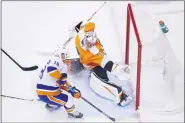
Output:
[{"xmin": 2, "ymin": 1, "xmax": 184, "ymax": 122}]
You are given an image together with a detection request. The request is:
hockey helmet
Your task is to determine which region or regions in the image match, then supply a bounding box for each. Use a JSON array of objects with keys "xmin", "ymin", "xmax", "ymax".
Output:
[
  {"xmin": 83, "ymin": 22, "xmax": 97, "ymax": 47},
  {"xmin": 55, "ymin": 47, "xmax": 68, "ymax": 60},
  {"xmin": 84, "ymin": 22, "xmax": 95, "ymax": 32},
  {"xmin": 84, "ymin": 31, "xmax": 97, "ymax": 47}
]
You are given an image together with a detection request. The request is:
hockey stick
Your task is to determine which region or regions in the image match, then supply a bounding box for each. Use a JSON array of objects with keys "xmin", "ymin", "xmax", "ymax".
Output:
[
  {"xmin": 37, "ymin": 2, "xmax": 107, "ymax": 57},
  {"xmin": 1, "ymin": 48, "xmax": 38, "ymax": 71},
  {"xmin": 63, "ymin": 1, "xmax": 107, "ymax": 47},
  {"xmin": 2, "ymin": 94, "xmax": 136, "ymax": 122},
  {"xmin": 81, "ymin": 96, "xmax": 116, "ymax": 122},
  {"xmin": 2, "ymin": 93, "xmax": 114, "ymax": 121},
  {"xmin": 87, "ymin": 1, "xmax": 107, "ymax": 21},
  {"xmin": 82, "ymin": 96, "xmax": 140, "ymax": 122},
  {"xmin": 1, "ymin": 94, "xmax": 39, "ymax": 102},
  {"xmin": 1, "ymin": 94, "xmax": 114, "ymax": 121}
]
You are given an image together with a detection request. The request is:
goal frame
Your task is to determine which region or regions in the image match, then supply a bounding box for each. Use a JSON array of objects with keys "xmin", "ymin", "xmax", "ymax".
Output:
[{"xmin": 125, "ymin": 3, "xmax": 142, "ymax": 111}]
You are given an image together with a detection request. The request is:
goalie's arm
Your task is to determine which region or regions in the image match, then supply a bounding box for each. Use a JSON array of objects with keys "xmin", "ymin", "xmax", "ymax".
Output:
[{"xmin": 63, "ymin": 21, "xmax": 86, "ymax": 48}]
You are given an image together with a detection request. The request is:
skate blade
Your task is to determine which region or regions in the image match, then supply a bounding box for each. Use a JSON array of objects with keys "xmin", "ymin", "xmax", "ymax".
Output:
[{"xmin": 68, "ymin": 115, "xmax": 84, "ymax": 119}]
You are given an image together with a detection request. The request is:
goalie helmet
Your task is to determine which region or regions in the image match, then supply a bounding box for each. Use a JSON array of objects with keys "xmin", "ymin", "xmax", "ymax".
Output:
[
  {"xmin": 83, "ymin": 22, "xmax": 97, "ymax": 47},
  {"xmin": 55, "ymin": 47, "xmax": 68, "ymax": 60},
  {"xmin": 85, "ymin": 31, "xmax": 97, "ymax": 44}
]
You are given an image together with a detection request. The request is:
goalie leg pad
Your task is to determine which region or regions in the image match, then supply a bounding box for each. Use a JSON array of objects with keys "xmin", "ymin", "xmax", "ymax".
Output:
[
  {"xmin": 104, "ymin": 61, "xmax": 114, "ymax": 72},
  {"xmin": 90, "ymin": 72, "xmax": 123, "ymax": 101},
  {"xmin": 111, "ymin": 64, "xmax": 131, "ymax": 80},
  {"xmin": 93, "ymin": 66, "xmax": 109, "ymax": 82}
]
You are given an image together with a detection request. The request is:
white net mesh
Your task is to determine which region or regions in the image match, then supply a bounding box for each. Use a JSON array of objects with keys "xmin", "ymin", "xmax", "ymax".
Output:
[{"xmin": 107, "ymin": 2, "xmax": 184, "ymax": 114}]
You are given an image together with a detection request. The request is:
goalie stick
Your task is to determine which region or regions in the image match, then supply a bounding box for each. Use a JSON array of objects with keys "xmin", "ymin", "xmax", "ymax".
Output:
[
  {"xmin": 37, "ymin": 1, "xmax": 107, "ymax": 57},
  {"xmin": 63, "ymin": 1, "xmax": 107, "ymax": 48},
  {"xmin": 1, "ymin": 48, "xmax": 38, "ymax": 71}
]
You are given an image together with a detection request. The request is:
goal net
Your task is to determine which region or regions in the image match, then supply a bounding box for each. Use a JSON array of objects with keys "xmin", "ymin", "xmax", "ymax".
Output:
[
  {"xmin": 107, "ymin": 2, "xmax": 184, "ymax": 114},
  {"xmin": 36, "ymin": 1, "xmax": 184, "ymax": 115}
]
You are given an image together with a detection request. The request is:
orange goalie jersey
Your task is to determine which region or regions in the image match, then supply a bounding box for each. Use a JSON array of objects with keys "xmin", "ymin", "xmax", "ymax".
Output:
[{"xmin": 75, "ymin": 22, "xmax": 105, "ymax": 68}]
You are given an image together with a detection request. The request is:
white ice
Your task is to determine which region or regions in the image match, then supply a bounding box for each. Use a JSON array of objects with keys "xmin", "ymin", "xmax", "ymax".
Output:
[{"xmin": 2, "ymin": 1, "xmax": 184, "ymax": 122}]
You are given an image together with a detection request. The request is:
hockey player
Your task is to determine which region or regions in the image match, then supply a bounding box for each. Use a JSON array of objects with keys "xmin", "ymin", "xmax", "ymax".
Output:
[
  {"xmin": 36, "ymin": 48, "xmax": 83, "ymax": 118},
  {"xmin": 69, "ymin": 21, "xmax": 132, "ymax": 107}
]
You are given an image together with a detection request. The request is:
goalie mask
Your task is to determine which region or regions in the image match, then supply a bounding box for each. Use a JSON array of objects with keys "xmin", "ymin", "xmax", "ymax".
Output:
[{"xmin": 84, "ymin": 31, "xmax": 97, "ymax": 48}]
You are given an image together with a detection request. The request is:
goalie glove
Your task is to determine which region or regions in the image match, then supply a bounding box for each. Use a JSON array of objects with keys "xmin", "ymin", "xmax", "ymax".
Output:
[
  {"xmin": 74, "ymin": 21, "xmax": 83, "ymax": 33},
  {"xmin": 68, "ymin": 20, "xmax": 86, "ymax": 40},
  {"xmin": 68, "ymin": 86, "xmax": 81, "ymax": 99},
  {"xmin": 74, "ymin": 20, "xmax": 88, "ymax": 33}
]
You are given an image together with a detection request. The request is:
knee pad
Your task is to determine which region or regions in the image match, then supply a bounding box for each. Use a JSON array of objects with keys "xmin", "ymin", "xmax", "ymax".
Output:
[{"xmin": 104, "ymin": 61, "xmax": 114, "ymax": 72}]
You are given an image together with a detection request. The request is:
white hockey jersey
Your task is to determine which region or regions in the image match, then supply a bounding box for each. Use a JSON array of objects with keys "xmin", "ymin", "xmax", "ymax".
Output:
[{"xmin": 37, "ymin": 56, "xmax": 67, "ymax": 96}]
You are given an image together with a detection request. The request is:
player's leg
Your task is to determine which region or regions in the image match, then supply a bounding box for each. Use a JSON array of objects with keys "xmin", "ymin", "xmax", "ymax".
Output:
[
  {"xmin": 38, "ymin": 95, "xmax": 62, "ymax": 111},
  {"xmin": 91, "ymin": 66, "xmax": 132, "ymax": 106},
  {"xmin": 92, "ymin": 65, "xmax": 130, "ymax": 92},
  {"xmin": 100, "ymin": 55, "xmax": 130, "ymax": 80},
  {"xmin": 60, "ymin": 92, "xmax": 83, "ymax": 118},
  {"xmin": 38, "ymin": 93, "xmax": 83, "ymax": 118}
]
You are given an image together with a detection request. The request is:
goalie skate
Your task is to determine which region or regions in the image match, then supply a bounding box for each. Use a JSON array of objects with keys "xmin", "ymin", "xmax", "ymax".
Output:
[{"xmin": 115, "ymin": 93, "xmax": 132, "ymax": 107}]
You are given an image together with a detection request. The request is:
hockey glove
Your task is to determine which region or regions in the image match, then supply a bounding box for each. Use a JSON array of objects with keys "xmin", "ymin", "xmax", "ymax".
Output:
[
  {"xmin": 75, "ymin": 20, "xmax": 88, "ymax": 33},
  {"xmin": 75, "ymin": 21, "xmax": 83, "ymax": 33},
  {"xmin": 57, "ymin": 73, "xmax": 67, "ymax": 84},
  {"xmin": 68, "ymin": 86, "xmax": 81, "ymax": 99},
  {"xmin": 61, "ymin": 73, "xmax": 67, "ymax": 79}
]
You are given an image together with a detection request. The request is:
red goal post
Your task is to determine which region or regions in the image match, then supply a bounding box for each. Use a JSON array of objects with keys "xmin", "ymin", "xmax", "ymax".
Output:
[
  {"xmin": 125, "ymin": 3, "xmax": 142, "ymax": 111},
  {"xmin": 124, "ymin": 3, "xmax": 184, "ymax": 113}
]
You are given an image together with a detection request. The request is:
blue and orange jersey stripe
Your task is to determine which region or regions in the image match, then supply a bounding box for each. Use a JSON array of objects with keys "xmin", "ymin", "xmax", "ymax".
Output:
[
  {"xmin": 47, "ymin": 95, "xmax": 66, "ymax": 105},
  {"xmin": 36, "ymin": 84, "xmax": 61, "ymax": 96},
  {"xmin": 47, "ymin": 66, "xmax": 62, "ymax": 80}
]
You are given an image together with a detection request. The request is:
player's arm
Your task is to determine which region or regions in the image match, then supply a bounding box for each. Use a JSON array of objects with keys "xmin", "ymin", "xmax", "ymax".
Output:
[
  {"xmin": 55, "ymin": 72, "xmax": 81, "ymax": 99},
  {"xmin": 64, "ymin": 20, "xmax": 87, "ymax": 49},
  {"xmin": 47, "ymin": 66, "xmax": 62, "ymax": 80},
  {"xmin": 70, "ymin": 20, "xmax": 87, "ymax": 39},
  {"xmin": 47, "ymin": 65, "xmax": 72, "ymax": 87}
]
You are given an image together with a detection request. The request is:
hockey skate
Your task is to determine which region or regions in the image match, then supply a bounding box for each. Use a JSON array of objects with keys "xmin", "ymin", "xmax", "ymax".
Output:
[
  {"xmin": 45, "ymin": 104, "xmax": 61, "ymax": 112},
  {"xmin": 68, "ymin": 110, "xmax": 83, "ymax": 118},
  {"xmin": 114, "ymin": 92, "xmax": 132, "ymax": 107}
]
